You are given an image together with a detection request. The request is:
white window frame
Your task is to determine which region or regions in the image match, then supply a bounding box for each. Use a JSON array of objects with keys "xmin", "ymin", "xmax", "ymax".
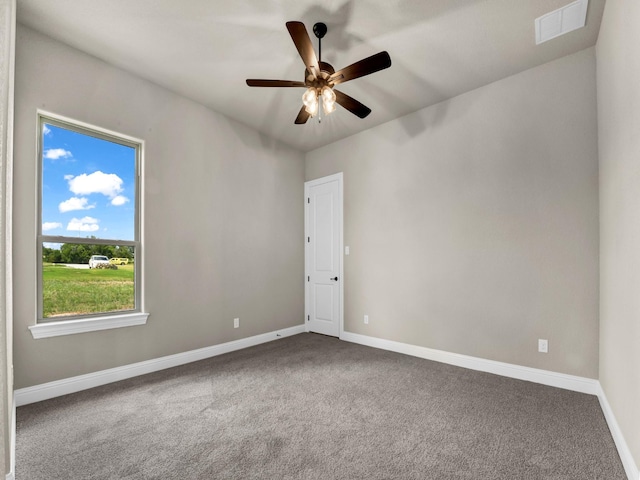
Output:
[{"xmin": 29, "ymin": 111, "xmax": 148, "ymax": 339}]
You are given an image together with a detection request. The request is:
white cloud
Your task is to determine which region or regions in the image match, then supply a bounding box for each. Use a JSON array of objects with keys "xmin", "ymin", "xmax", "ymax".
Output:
[
  {"xmin": 44, "ymin": 148, "xmax": 72, "ymax": 160},
  {"xmin": 42, "ymin": 222, "xmax": 63, "ymax": 231},
  {"xmin": 111, "ymin": 195, "xmax": 129, "ymax": 206},
  {"xmin": 59, "ymin": 197, "xmax": 95, "ymax": 213},
  {"xmin": 67, "ymin": 171, "xmax": 123, "ymax": 199},
  {"xmin": 67, "ymin": 216, "xmax": 100, "ymax": 232},
  {"xmin": 43, "ymin": 125, "xmax": 51, "ymax": 136}
]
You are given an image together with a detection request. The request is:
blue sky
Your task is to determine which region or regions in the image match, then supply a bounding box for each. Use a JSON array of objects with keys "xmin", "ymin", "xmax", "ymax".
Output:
[{"xmin": 41, "ymin": 123, "xmax": 136, "ymax": 243}]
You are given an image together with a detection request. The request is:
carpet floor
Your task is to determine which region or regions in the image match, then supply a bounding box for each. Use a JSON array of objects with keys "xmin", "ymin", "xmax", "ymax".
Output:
[{"xmin": 16, "ymin": 333, "xmax": 626, "ymax": 479}]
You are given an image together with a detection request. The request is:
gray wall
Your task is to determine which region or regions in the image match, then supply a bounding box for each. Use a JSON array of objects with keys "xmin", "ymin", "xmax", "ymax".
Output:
[
  {"xmin": 13, "ymin": 25, "xmax": 305, "ymax": 389},
  {"xmin": 597, "ymin": 0, "xmax": 640, "ymax": 469},
  {"xmin": 306, "ymin": 48, "xmax": 599, "ymax": 378},
  {"xmin": 1, "ymin": 0, "xmax": 15, "ymax": 474}
]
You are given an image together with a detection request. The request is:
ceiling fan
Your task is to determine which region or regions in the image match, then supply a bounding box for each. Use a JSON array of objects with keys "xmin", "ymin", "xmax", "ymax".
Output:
[{"xmin": 246, "ymin": 21, "xmax": 392, "ymax": 124}]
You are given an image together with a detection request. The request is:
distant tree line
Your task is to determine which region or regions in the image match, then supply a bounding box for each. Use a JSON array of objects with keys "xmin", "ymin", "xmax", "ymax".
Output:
[{"xmin": 43, "ymin": 243, "xmax": 134, "ymax": 264}]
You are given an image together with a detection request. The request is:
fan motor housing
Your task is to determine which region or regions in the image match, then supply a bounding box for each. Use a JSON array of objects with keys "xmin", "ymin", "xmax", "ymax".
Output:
[{"xmin": 305, "ymin": 61, "xmax": 335, "ymax": 87}]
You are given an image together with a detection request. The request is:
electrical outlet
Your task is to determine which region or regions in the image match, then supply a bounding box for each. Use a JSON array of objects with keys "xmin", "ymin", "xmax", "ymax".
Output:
[
  {"xmin": 538, "ymin": 339, "xmax": 548, "ymax": 353},
  {"xmin": 364, "ymin": 314, "xmax": 369, "ymax": 325},
  {"xmin": 234, "ymin": 318, "xmax": 239, "ymax": 329}
]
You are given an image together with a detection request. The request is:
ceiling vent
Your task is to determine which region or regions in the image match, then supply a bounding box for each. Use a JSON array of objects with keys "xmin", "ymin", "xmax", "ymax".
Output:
[{"xmin": 535, "ymin": 0, "xmax": 589, "ymax": 45}]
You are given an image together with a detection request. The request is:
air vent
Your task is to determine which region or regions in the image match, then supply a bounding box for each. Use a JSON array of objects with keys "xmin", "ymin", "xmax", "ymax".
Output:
[{"xmin": 535, "ymin": 0, "xmax": 589, "ymax": 45}]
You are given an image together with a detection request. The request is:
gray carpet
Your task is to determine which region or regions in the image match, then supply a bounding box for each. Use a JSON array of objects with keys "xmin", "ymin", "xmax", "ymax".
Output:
[{"xmin": 16, "ymin": 333, "xmax": 626, "ymax": 479}]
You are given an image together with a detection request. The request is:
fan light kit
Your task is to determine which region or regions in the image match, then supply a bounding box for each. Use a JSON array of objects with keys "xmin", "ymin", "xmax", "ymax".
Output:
[
  {"xmin": 246, "ymin": 21, "xmax": 392, "ymax": 124},
  {"xmin": 303, "ymin": 85, "xmax": 336, "ymax": 117}
]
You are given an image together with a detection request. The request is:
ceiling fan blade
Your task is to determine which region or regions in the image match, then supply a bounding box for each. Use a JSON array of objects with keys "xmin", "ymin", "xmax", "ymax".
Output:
[
  {"xmin": 329, "ymin": 51, "xmax": 392, "ymax": 85},
  {"xmin": 334, "ymin": 90, "xmax": 372, "ymax": 119},
  {"xmin": 286, "ymin": 21, "xmax": 320, "ymax": 79},
  {"xmin": 295, "ymin": 105, "xmax": 311, "ymax": 124},
  {"xmin": 246, "ymin": 79, "xmax": 306, "ymax": 87}
]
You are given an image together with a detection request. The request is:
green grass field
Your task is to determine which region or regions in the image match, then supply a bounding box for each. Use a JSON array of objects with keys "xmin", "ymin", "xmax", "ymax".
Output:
[{"xmin": 42, "ymin": 263, "xmax": 135, "ymax": 318}]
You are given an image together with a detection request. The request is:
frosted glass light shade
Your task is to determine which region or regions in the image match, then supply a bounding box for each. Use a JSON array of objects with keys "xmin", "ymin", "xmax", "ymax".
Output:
[
  {"xmin": 302, "ymin": 88, "xmax": 319, "ymax": 116},
  {"xmin": 321, "ymin": 86, "xmax": 336, "ymax": 114}
]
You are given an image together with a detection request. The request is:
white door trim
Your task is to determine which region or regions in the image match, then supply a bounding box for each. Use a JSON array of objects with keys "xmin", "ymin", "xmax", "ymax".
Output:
[{"xmin": 304, "ymin": 172, "xmax": 344, "ymax": 338}]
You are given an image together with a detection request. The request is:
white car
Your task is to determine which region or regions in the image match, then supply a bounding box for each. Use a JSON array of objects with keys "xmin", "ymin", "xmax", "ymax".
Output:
[{"xmin": 88, "ymin": 255, "xmax": 110, "ymax": 269}]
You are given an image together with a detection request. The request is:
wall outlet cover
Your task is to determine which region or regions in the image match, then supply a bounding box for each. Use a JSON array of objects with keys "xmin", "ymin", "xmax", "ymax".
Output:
[{"xmin": 538, "ymin": 339, "xmax": 548, "ymax": 353}]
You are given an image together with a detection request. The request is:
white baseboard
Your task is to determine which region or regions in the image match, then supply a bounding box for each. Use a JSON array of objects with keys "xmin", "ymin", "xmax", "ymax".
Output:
[
  {"xmin": 596, "ymin": 384, "xmax": 640, "ymax": 480},
  {"xmin": 340, "ymin": 331, "xmax": 599, "ymax": 394},
  {"xmin": 5, "ymin": 396, "xmax": 15, "ymax": 480},
  {"xmin": 15, "ymin": 325, "xmax": 305, "ymax": 407},
  {"xmin": 341, "ymin": 331, "xmax": 638, "ymax": 480}
]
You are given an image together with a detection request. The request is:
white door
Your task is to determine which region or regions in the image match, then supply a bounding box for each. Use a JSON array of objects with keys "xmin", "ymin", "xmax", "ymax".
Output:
[{"xmin": 305, "ymin": 173, "xmax": 343, "ymax": 337}]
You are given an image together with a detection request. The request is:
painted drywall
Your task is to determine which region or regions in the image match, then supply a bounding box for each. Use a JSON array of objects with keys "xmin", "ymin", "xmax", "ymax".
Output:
[
  {"xmin": 0, "ymin": 0, "xmax": 15, "ymax": 475},
  {"xmin": 597, "ymin": 0, "xmax": 640, "ymax": 470},
  {"xmin": 306, "ymin": 48, "xmax": 599, "ymax": 378},
  {"xmin": 13, "ymin": 25, "xmax": 305, "ymax": 389}
]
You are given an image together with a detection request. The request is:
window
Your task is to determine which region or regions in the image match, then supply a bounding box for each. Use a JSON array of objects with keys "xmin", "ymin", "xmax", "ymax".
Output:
[{"xmin": 33, "ymin": 111, "xmax": 146, "ymax": 337}]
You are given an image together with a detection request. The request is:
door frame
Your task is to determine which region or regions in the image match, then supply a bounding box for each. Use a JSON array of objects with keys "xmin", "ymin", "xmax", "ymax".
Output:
[{"xmin": 304, "ymin": 172, "xmax": 344, "ymax": 338}]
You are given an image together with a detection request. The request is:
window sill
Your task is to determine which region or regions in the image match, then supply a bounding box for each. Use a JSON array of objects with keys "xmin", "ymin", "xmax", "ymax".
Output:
[{"xmin": 29, "ymin": 312, "xmax": 149, "ymax": 339}]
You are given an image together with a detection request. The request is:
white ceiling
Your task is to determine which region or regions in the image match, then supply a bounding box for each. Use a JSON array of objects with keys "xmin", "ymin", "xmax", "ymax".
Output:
[{"xmin": 16, "ymin": 0, "xmax": 606, "ymax": 152}]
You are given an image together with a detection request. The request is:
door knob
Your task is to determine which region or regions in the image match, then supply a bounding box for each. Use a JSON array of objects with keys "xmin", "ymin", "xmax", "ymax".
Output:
[{"xmin": 330, "ymin": 277, "xmax": 339, "ymax": 281}]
